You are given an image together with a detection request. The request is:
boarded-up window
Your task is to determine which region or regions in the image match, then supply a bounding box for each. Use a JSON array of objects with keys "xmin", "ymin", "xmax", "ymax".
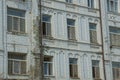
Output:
[
  {"xmin": 112, "ymin": 62, "xmax": 120, "ymax": 80},
  {"xmin": 89, "ymin": 23, "xmax": 97, "ymax": 44},
  {"xmin": 92, "ymin": 60, "xmax": 100, "ymax": 79},
  {"xmin": 7, "ymin": 8, "xmax": 25, "ymax": 33},
  {"xmin": 109, "ymin": 27, "xmax": 120, "ymax": 46},
  {"xmin": 69, "ymin": 58, "xmax": 78, "ymax": 78},
  {"xmin": 8, "ymin": 53, "xmax": 26, "ymax": 75},
  {"xmin": 44, "ymin": 56, "xmax": 53, "ymax": 76},
  {"xmin": 42, "ymin": 15, "xmax": 51, "ymax": 37},
  {"xmin": 67, "ymin": 19, "xmax": 76, "ymax": 40}
]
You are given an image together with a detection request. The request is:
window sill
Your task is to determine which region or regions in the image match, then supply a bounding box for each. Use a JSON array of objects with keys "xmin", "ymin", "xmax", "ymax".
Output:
[
  {"xmin": 94, "ymin": 78, "xmax": 102, "ymax": 80},
  {"xmin": 44, "ymin": 75, "xmax": 55, "ymax": 78},
  {"xmin": 88, "ymin": 8, "xmax": 97, "ymax": 13},
  {"xmin": 110, "ymin": 45, "xmax": 120, "ymax": 49},
  {"xmin": 90, "ymin": 43, "xmax": 101, "ymax": 48},
  {"xmin": 8, "ymin": 74, "xmax": 28, "ymax": 76},
  {"xmin": 7, "ymin": 31, "xmax": 27, "ymax": 36},
  {"xmin": 70, "ymin": 77, "xmax": 80, "ymax": 79},
  {"xmin": 43, "ymin": 35, "xmax": 54, "ymax": 40},
  {"xmin": 108, "ymin": 11, "xmax": 119, "ymax": 15},
  {"xmin": 68, "ymin": 39, "xmax": 77, "ymax": 42}
]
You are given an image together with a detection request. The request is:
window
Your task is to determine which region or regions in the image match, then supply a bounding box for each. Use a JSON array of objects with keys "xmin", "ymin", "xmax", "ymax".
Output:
[
  {"xmin": 44, "ymin": 56, "xmax": 53, "ymax": 76},
  {"xmin": 66, "ymin": 0, "xmax": 72, "ymax": 3},
  {"xmin": 107, "ymin": 0, "xmax": 118, "ymax": 12},
  {"xmin": 7, "ymin": 8, "xmax": 25, "ymax": 33},
  {"xmin": 89, "ymin": 23, "xmax": 97, "ymax": 44},
  {"xmin": 69, "ymin": 58, "xmax": 78, "ymax": 78},
  {"xmin": 8, "ymin": 53, "xmax": 26, "ymax": 75},
  {"xmin": 112, "ymin": 62, "xmax": 120, "ymax": 80},
  {"xmin": 92, "ymin": 60, "xmax": 100, "ymax": 79},
  {"xmin": 67, "ymin": 19, "xmax": 76, "ymax": 40},
  {"xmin": 42, "ymin": 14, "xmax": 51, "ymax": 37},
  {"xmin": 88, "ymin": 0, "xmax": 94, "ymax": 8},
  {"xmin": 109, "ymin": 27, "xmax": 120, "ymax": 46}
]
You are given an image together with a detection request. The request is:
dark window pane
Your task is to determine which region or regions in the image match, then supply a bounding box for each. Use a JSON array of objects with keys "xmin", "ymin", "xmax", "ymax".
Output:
[
  {"xmin": 13, "ymin": 17, "xmax": 19, "ymax": 31},
  {"xmin": 42, "ymin": 15, "xmax": 51, "ymax": 22},
  {"xmin": 14, "ymin": 61, "xmax": 20, "ymax": 74},
  {"xmin": 21, "ymin": 61, "xmax": 26, "ymax": 74},
  {"xmin": 8, "ymin": 60, "xmax": 13, "ymax": 75},
  {"xmin": 20, "ymin": 19, "xmax": 25, "ymax": 32},
  {"xmin": 67, "ymin": 19, "xmax": 75, "ymax": 26},
  {"xmin": 8, "ymin": 8, "xmax": 25, "ymax": 17},
  {"xmin": 7, "ymin": 16, "xmax": 12, "ymax": 31}
]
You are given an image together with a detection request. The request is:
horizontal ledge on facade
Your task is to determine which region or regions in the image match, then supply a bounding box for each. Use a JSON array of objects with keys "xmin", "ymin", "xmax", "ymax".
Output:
[
  {"xmin": 7, "ymin": 31, "xmax": 28, "ymax": 36},
  {"xmin": 43, "ymin": 38, "xmax": 102, "ymax": 46},
  {"xmin": 42, "ymin": 6, "xmax": 100, "ymax": 18},
  {"xmin": 108, "ymin": 11, "xmax": 120, "ymax": 16},
  {"xmin": 44, "ymin": 75, "xmax": 55, "ymax": 78},
  {"xmin": 8, "ymin": 74, "xmax": 29, "ymax": 79},
  {"xmin": 94, "ymin": 78, "xmax": 102, "ymax": 80},
  {"xmin": 44, "ymin": 46, "xmax": 102, "ymax": 54},
  {"xmin": 43, "ymin": 0, "xmax": 99, "ymax": 11},
  {"xmin": 70, "ymin": 77, "xmax": 80, "ymax": 80}
]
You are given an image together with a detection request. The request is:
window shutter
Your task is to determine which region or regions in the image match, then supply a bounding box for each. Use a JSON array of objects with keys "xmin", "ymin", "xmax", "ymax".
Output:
[
  {"xmin": 13, "ymin": 17, "xmax": 19, "ymax": 31},
  {"xmin": 68, "ymin": 27, "xmax": 75, "ymax": 40},
  {"xmin": 20, "ymin": 18, "xmax": 25, "ymax": 33},
  {"xmin": 69, "ymin": 64, "xmax": 73, "ymax": 77},
  {"xmin": 46, "ymin": 23, "xmax": 51, "ymax": 36},
  {"xmin": 113, "ymin": 68, "xmax": 116, "ymax": 79},
  {"xmin": 74, "ymin": 64, "xmax": 78, "ymax": 77},
  {"xmin": 90, "ymin": 30, "xmax": 97, "ymax": 43},
  {"xmin": 48, "ymin": 63, "xmax": 52, "ymax": 75},
  {"xmin": 42, "ymin": 22, "xmax": 46, "ymax": 35},
  {"xmin": 95, "ymin": 67, "xmax": 100, "ymax": 78},
  {"xmin": 8, "ymin": 16, "xmax": 12, "ymax": 32},
  {"xmin": 21, "ymin": 61, "xmax": 26, "ymax": 74},
  {"xmin": 8, "ymin": 60, "xmax": 13, "ymax": 75}
]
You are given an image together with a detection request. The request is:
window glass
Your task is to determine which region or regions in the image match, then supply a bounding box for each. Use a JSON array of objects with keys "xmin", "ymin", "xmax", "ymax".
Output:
[{"xmin": 8, "ymin": 8, "xmax": 25, "ymax": 17}]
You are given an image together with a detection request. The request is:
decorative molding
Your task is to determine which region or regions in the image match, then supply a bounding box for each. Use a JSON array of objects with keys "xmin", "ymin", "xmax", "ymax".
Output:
[
  {"xmin": 66, "ymin": 13, "xmax": 71, "ymax": 17},
  {"xmin": 68, "ymin": 53, "xmax": 73, "ymax": 57}
]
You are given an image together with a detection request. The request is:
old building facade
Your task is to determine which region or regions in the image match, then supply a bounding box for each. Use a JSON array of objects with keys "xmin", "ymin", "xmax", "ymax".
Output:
[{"xmin": 0, "ymin": 0, "xmax": 120, "ymax": 80}]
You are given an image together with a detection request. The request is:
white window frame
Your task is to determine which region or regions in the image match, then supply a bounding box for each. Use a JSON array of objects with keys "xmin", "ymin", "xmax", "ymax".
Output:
[
  {"xmin": 7, "ymin": 8, "xmax": 25, "ymax": 33},
  {"xmin": 109, "ymin": 27, "xmax": 120, "ymax": 46},
  {"xmin": 66, "ymin": 0, "xmax": 72, "ymax": 3},
  {"xmin": 69, "ymin": 58, "xmax": 78, "ymax": 78},
  {"xmin": 107, "ymin": 0, "xmax": 118, "ymax": 12},
  {"xmin": 8, "ymin": 58, "xmax": 26, "ymax": 75},
  {"xmin": 89, "ymin": 23, "xmax": 97, "ymax": 44},
  {"xmin": 92, "ymin": 60, "xmax": 100, "ymax": 79},
  {"xmin": 112, "ymin": 62, "xmax": 120, "ymax": 80},
  {"xmin": 88, "ymin": 0, "xmax": 94, "ymax": 8},
  {"xmin": 67, "ymin": 19, "xmax": 76, "ymax": 40},
  {"xmin": 42, "ymin": 15, "xmax": 51, "ymax": 37},
  {"xmin": 44, "ymin": 57, "xmax": 53, "ymax": 76}
]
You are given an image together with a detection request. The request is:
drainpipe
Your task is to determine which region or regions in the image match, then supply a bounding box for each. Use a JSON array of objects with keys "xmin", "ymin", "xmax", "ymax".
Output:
[
  {"xmin": 38, "ymin": 0, "xmax": 44, "ymax": 80},
  {"xmin": 98, "ymin": 0, "xmax": 106, "ymax": 80}
]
